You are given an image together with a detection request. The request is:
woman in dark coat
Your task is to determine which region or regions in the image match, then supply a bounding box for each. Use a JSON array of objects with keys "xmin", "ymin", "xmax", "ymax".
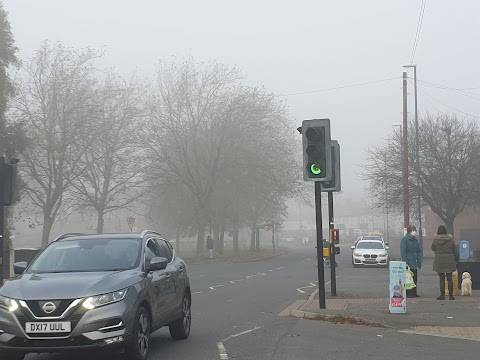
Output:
[
  {"xmin": 400, "ymin": 225, "xmax": 422, "ymax": 297},
  {"xmin": 431, "ymin": 225, "xmax": 459, "ymax": 300}
]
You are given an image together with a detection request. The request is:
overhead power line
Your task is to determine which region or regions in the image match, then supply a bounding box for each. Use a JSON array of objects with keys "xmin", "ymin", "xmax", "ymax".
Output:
[
  {"xmin": 409, "ymin": 0, "xmax": 427, "ymax": 65},
  {"xmin": 280, "ymin": 77, "xmax": 401, "ymax": 97},
  {"xmin": 411, "ymin": 80, "xmax": 480, "ymax": 119}
]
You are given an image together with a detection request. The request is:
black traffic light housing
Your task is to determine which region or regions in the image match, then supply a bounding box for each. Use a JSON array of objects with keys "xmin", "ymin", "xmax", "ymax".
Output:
[
  {"xmin": 321, "ymin": 140, "xmax": 341, "ymax": 192},
  {"xmin": 330, "ymin": 228, "xmax": 340, "ymax": 245},
  {"xmin": 301, "ymin": 119, "xmax": 332, "ymax": 181}
]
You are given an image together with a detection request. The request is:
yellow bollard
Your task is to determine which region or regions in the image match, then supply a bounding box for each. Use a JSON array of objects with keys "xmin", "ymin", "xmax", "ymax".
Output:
[
  {"xmin": 323, "ymin": 247, "xmax": 330, "ymax": 257},
  {"xmin": 445, "ymin": 271, "xmax": 459, "ymax": 296}
]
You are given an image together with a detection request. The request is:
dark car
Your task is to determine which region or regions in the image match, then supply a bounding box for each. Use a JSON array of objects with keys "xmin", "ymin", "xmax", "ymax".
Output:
[{"xmin": 0, "ymin": 231, "xmax": 191, "ymax": 360}]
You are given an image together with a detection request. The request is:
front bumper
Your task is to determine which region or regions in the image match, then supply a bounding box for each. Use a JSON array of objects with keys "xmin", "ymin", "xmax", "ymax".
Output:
[
  {"xmin": 0, "ymin": 298, "xmax": 135, "ymax": 353},
  {"xmin": 353, "ymin": 256, "xmax": 388, "ymax": 266}
]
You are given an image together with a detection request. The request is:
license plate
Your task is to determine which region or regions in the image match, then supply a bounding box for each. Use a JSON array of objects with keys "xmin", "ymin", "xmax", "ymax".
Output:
[{"xmin": 25, "ymin": 322, "xmax": 71, "ymax": 333}]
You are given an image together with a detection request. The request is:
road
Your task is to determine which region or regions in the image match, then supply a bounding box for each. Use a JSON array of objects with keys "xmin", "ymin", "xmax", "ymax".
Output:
[{"xmin": 26, "ymin": 244, "xmax": 479, "ymax": 360}]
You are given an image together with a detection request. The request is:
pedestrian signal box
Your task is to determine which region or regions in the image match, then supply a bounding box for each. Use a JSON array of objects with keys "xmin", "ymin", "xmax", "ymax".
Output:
[{"xmin": 330, "ymin": 229, "xmax": 340, "ymax": 244}]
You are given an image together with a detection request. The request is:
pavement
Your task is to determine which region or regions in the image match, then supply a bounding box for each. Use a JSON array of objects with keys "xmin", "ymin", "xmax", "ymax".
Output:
[{"xmin": 283, "ymin": 257, "xmax": 480, "ymax": 342}]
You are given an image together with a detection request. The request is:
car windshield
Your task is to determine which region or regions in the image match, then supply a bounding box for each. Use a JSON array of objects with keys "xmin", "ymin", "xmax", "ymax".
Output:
[
  {"xmin": 362, "ymin": 236, "xmax": 383, "ymax": 241},
  {"xmin": 356, "ymin": 241, "xmax": 384, "ymax": 250},
  {"xmin": 28, "ymin": 238, "xmax": 142, "ymax": 273}
]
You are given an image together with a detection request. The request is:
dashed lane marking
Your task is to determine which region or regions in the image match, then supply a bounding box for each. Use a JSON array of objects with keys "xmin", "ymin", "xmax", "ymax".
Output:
[
  {"xmin": 217, "ymin": 342, "xmax": 228, "ymax": 359},
  {"xmin": 191, "ymin": 291, "xmax": 203, "ymax": 295},
  {"xmin": 222, "ymin": 326, "xmax": 263, "ymax": 342},
  {"xmin": 209, "ymin": 285, "xmax": 224, "ymax": 291}
]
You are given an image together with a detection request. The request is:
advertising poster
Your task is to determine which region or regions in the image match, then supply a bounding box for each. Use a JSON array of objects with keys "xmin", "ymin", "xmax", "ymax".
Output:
[{"xmin": 389, "ymin": 261, "xmax": 406, "ymax": 314}]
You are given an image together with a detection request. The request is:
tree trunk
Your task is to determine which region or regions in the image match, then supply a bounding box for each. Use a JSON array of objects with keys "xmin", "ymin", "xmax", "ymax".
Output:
[
  {"xmin": 196, "ymin": 222, "xmax": 206, "ymax": 256},
  {"xmin": 445, "ymin": 217, "xmax": 455, "ymax": 238},
  {"xmin": 96, "ymin": 210, "xmax": 105, "ymax": 234},
  {"xmin": 213, "ymin": 226, "xmax": 220, "ymax": 254},
  {"xmin": 233, "ymin": 222, "xmax": 239, "ymax": 253},
  {"xmin": 41, "ymin": 215, "xmax": 54, "ymax": 248},
  {"xmin": 250, "ymin": 222, "xmax": 256, "ymax": 252},
  {"xmin": 232, "ymin": 213, "xmax": 239, "ymax": 253},
  {"xmin": 175, "ymin": 222, "xmax": 181, "ymax": 253},
  {"xmin": 219, "ymin": 225, "xmax": 225, "ymax": 255}
]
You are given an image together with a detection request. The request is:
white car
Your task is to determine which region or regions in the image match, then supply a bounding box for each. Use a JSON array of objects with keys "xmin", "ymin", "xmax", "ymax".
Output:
[{"xmin": 351, "ymin": 240, "xmax": 389, "ymax": 267}]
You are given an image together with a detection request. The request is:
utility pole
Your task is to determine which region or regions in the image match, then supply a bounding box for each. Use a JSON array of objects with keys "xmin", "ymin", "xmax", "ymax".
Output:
[
  {"xmin": 404, "ymin": 65, "xmax": 422, "ymax": 257},
  {"xmin": 328, "ymin": 191, "xmax": 337, "ymax": 296},
  {"xmin": 402, "ymin": 72, "xmax": 410, "ymax": 228},
  {"xmin": 0, "ymin": 156, "xmax": 4, "ymax": 284},
  {"xmin": 315, "ymin": 182, "xmax": 326, "ymax": 309}
]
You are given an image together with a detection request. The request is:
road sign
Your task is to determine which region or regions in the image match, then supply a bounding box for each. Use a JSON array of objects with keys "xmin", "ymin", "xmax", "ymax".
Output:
[{"xmin": 127, "ymin": 217, "xmax": 135, "ymax": 232}]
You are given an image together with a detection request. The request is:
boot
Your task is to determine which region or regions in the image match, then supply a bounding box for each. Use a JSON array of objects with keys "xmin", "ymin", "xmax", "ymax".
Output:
[
  {"xmin": 437, "ymin": 294, "xmax": 445, "ymax": 300},
  {"xmin": 449, "ymin": 295, "xmax": 455, "ymax": 300}
]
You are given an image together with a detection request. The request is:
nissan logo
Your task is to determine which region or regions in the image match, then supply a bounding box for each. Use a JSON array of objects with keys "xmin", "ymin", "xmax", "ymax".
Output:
[{"xmin": 42, "ymin": 302, "xmax": 57, "ymax": 314}]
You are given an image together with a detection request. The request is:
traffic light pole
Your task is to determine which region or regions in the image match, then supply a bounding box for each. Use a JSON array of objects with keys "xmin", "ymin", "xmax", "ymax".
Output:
[
  {"xmin": 0, "ymin": 157, "xmax": 5, "ymax": 284},
  {"xmin": 315, "ymin": 181, "xmax": 326, "ymax": 309},
  {"xmin": 328, "ymin": 191, "xmax": 337, "ymax": 296}
]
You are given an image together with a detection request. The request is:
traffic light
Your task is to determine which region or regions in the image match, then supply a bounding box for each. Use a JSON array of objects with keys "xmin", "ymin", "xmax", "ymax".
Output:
[
  {"xmin": 321, "ymin": 141, "xmax": 341, "ymax": 192},
  {"xmin": 3, "ymin": 158, "xmax": 19, "ymax": 206},
  {"xmin": 301, "ymin": 119, "xmax": 332, "ymax": 181},
  {"xmin": 330, "ymin": 228, "xmax": 340, "ymax": 245}
]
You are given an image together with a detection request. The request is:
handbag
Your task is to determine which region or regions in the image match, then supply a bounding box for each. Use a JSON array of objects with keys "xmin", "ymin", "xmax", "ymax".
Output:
[{"xmin": 406, "ymin": 266, "xmax": 416, "ymax": 290}]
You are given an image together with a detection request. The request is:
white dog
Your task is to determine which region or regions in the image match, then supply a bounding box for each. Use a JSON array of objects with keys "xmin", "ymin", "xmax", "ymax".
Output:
[{"xmin": 461, "ymin": 272, "xmax": 473, "ymax": 296}]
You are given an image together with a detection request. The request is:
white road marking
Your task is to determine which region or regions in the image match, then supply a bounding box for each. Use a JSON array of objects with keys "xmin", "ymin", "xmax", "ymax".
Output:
[
  {"xmin": 245, "ymin": 274, "xmax": 258, "ymax": 279},
  {"xmin": 209, "ymin": 285, "xmax": 224, "ymax": 291},
  {"xmin": 296, "ymin": 279, "xmax": 329, "ymax": 294},
  {"xmin": 296, "ymin": 282, "xmax": 318, "ymax": 294},
  {"xmin": 230, "ymin": 280, "xmax": 243, "ymax": 284},
  {"xmin": 276, "ymin": 267, "xmax": 285, "ymax": 270},
  {"xmin": 191, "ymin": 291, "xmax": 203, "ymax": 295},
  {"xmin": 268, "ymin": 269, "xmax": 274, "ymax": 272},
  {"xmin": 217, "ymin": 342, "xmax": 228, "ymax": 360},
  {"xmin": 257, "ymin": 273, "xmax": 267, "ymax": 276},
  {"xmin": 222, "ymin": 326, "xmax": 263, "ymax": 342}
]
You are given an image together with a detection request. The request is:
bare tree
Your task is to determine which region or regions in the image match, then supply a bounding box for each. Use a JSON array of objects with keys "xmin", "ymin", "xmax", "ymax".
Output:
[
  {"xmin": 14, "ymin": 42, "xmax": 100, "ymax": 246},
  {"xmin": 363, "ymin": 113, "xmax": 480, "ymax": 234},
  {"xmin": 139, "ymin": 58, "xmax": 244, "ymax": 255},
  {"xmin": 74, "ymin": 72, "xmax": 148, "ymax": 233}
]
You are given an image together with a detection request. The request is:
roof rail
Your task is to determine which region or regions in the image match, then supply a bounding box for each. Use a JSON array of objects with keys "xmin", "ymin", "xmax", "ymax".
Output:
[
  {"xmin": 140, "ymin": 230, "xmax": 162, "ymax": 238},
  {"xmin": 53, "ymin": 233, "xmax": 88, "ymax": 242}
]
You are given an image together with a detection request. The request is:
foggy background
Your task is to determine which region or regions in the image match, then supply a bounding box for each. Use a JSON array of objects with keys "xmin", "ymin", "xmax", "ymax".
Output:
[{"xmin": 4, "ymin": 0, "xmax": 480, "ymax": 244}]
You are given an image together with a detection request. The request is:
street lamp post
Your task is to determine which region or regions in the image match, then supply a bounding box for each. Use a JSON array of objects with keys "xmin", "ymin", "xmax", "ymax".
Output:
[{"xmin": 403, "ymin": 64, "xmax": 423, "ymax": 259}]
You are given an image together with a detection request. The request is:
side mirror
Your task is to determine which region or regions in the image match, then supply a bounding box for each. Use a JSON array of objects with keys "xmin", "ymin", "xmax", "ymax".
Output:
[
  {"xmin": 350, "ymin": 246, "xmax": 355, "ymax": 250},
  {"xmin": 14, "ymin": 262, "xmax": 28, "ymax": 275},
  {"xmin": 148, "ymin": 257, "xmax": 169, "ymax": 271},
  {"xmin": 385, "ymin": 246, "xmax": 390, "ymax": 250}
]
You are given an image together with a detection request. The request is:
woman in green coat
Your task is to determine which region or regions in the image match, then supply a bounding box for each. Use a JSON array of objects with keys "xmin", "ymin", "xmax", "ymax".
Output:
[
  {"xmin": 431, "ymin": 225, "xmax": 459, "ymax": 300},
  {"xmin": 400, "ymin": 225, "xmax": 422, "ymax": 298}
]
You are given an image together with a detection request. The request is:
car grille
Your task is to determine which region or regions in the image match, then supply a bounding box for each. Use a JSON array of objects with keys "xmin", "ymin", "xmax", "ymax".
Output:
[
  {"xmin": 25, "ymin": 299, "xmax": 76, "ymax": 317},
  {"xmin": 363, "ymin": 254, "xmax": 378, "ymax": 259}
]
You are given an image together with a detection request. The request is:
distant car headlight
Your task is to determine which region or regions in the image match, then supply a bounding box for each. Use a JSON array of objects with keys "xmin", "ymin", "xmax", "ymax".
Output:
[
  {"xmin": 379, "ymin": 253, "xmax": 388, "ymax": 257},
  {"xmin": 0, "ymin": 295, "xmax": 19, "ymax": 312},
  {"xmin": 82, "ymin": 288, "xmax": 128, "ymax": 310},
  {"xmin": 353, "ymin": 252, "xmax": 362, "ymax": 257}
]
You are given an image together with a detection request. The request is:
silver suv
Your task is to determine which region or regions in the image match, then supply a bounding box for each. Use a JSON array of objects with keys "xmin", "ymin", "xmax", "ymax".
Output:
[{"xmin": 0, "ymin": 231, "xmax": 191, "ymax": 360}]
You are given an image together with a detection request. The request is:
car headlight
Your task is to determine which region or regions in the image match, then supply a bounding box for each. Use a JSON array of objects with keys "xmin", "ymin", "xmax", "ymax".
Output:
[
  {"xmin": 82, "ymin": 288, "xmax": 128, "ymax": 310},
  {"xmin": 353, "ymin": 252, "xmax": 362, "ymax": 256},
  {"xmin": 379, "ymin": 253, "xmax": 388, "ymax": 257},
  {"xmin": 0, "ymin": 295, "xmax": 19, "ymax": 312}
]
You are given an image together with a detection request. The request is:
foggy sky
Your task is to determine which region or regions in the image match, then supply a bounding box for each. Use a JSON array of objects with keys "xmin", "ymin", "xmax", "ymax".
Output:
[{"xmin": 4, "ymin": 0, "xmax": 480, "ymax": 202}]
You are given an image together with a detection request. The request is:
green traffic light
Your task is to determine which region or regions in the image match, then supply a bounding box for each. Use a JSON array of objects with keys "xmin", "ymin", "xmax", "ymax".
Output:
[{"xmin": 310, "ymin": 163, "xmax": 322, "ymax": 175}]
